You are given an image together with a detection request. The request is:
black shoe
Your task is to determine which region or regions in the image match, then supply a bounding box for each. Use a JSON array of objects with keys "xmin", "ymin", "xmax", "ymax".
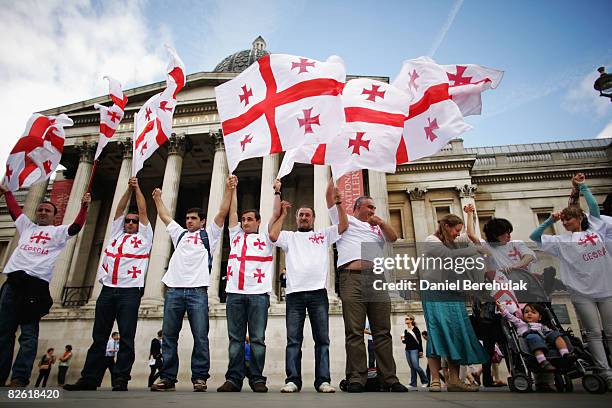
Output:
[
  {"xmin": 251, "ymin": 382, "xmax": 268, "ymax": 393},
  {"xmin": 217, "ymin": 381, "xmax": 241, "ymax": 392},
  {"xmin": 112, "ymin": 382, "xmax": 128, "ymax": 391},
  {"xmin": 387, "ymin": 382, "xmax": 409, "ymax": 392},
  {"xmin": 64, "ymin": 379, "xmax": 97, "ymax": 391},
  {"xmin": 347, "ymin": 382, "xmax": 365, "ymax": 393}
]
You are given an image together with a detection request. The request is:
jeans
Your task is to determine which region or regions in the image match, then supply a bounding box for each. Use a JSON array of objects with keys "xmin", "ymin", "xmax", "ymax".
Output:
[
  {"xmin": 405, "ymin": 349, "xmax": 428, "ymax": 386},
  {"xmin": 368, "ymin": 339, "xmax": 376, "ymax": 368},
  {"xmin": 35, "ymin": 369, "xmax": 50, "ymax": 387},
  {"xmin": 0, "ymin": 280, "xmax": 40, "ymax": 385},
  {"xmin": 57, "ymin": 366, "xmax": 69, "ymax": 385},
  {"xmin": 161, "ymin": 287, "xmax": 210, "ymax": 383},
  {"xmin": 570, "ymin": 292, "xmax": 612, "ymax": 379},
  {"xmin": 225, "ymin": 293, "xmax": 269, "ymax": 388},
  {"xmin": 524, "ymin": 330, "xmax": 562, "ymax": 353},
  {"xmin": 80, "ymin": 286, "xmax": 141, "ymax": 386},
  {"xmin": 285, "ymin": 289, "xmax": 331, "ymax": 390}
]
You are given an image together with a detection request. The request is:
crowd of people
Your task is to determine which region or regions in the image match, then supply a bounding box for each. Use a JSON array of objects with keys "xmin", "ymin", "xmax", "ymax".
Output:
[{"xmin": 0, "ymin": 172, "xmax": 610, "ymax": 393}]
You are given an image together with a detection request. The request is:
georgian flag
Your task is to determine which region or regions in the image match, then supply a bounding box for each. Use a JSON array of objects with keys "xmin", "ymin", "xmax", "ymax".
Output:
[
  {"xmin": 492, "ymin": 270, "xmax": 519, "ymax": 314},
  {"xmin": 392, "ymin": 57, "xmax": 472, "ymax": 164},
  {"xmin": 3, "ymin": 114, "xmax": 73, "ymax": 192},
  {"xmin": 278, "ymin": 78, "xmax": 410, "ymax": 180},
  {"xmin": 93, "ymin": 76, "xmax": 128, "ymax": 160},
  {"xmin": 443, "ymin": 64, "xmax": 504, "ymax": 116},
  {"xmin": 215, "ymin": 53, "xmax": 346, "ymax": 173},
  {"xmin": 132, "ymin": 45, "xmax": 185, "ymax": 176}
]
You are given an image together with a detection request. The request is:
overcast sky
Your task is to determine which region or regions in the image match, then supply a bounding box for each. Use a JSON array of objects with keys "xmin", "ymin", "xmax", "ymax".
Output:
[{"xmin": 0, "ymin": 0, "xmax": 610, "ymax": 167}]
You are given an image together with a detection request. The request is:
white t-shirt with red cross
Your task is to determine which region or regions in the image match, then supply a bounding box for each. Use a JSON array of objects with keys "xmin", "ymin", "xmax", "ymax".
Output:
[
  {"xmin": 274, "ymin": 226, "xmax": 341, "ymax": 295},
  {"xmin": 540, "ymin": 215, "xmax": 612, "ymax": 299},
  {"xmin": 162, "ymin": 220, "xmax": 223, "ymax": 288},
  {"xmin": 226, "ymin": 223, "xmax": 273, "ymax": 295},
  {"xmin": 97, "ymin": 218, "xmax": 153, "ymax": 288},
  {"xmin": 328, "ymin": 205, "xmax": 385, "ymax": 267},
  {"xmin": 3, "ymin": 214, "xmax": 73, "ymax": 283},
  {"xmin": 479, "ymin": 239, "xmax": 537, "ymax": 274}
]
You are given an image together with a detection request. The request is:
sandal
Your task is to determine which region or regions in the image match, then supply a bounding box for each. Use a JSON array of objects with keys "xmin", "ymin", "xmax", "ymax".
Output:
[
  {"xmin": 429, "ymin": 381, "xmax": 441, "ymax": 392},
  {"xmin": 447, "ymin": 382, "xmax": 480, "ymax": 392}
]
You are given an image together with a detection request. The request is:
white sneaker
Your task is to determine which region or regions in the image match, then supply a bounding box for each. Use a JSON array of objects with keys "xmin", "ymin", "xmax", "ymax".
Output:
[
  {"xmin": 318, "ymin": 382, "xmax": 336, "ymax": 393},
  {"xmin": 420, "ymin": 384, "xmax": 429, "ymax": 388},
  {"xmin": 281, "ymin": 382, "xmax": 299, "ymax": 393}
]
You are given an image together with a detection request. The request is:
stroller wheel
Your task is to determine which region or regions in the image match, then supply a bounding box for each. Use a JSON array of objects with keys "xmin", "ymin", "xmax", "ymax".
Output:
[
  {"xmin": 582, "ymin": 374, "xmax": 607, "ymax": 394},
  {"xmin": 510, "ymin": 374, "xmax": 532, "ymax": 393}
]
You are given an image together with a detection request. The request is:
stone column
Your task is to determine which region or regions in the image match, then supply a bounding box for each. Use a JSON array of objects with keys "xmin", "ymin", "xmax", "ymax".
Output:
[
  {"xmin": 206, "ymin": 132, "xmax": 228, "ymax": 303},
  {"xmin": 456, "ymin": 184, "xmax": 479, "ymax": 233},
  {"xmin": 407, "ymin": 187, "xmax": 429, "ymax": 241},
  {"xmin": 259, "ymin": 154, "xmax": 279, "ymax": 303},
  {"xmin": 49, "ymin": 142, "xmax": 95, "ymax": 304},
  {"xmin": 314, "ymin": 165, "xmax": 338, "ymax": 302},
  {"xmin": 0, "ymin": 179, "xmax": 49, "ymax": 285},
  {"xmin": 368, "ymin": 170, "xmax": 391, "ymax": 221},
  {"xmin": 87, "ymin": 138, "xmax": 132, "ymax": 305},
  {"xmin": 142, "ymin": 134, "xmax": 185, "ymax": 306}
]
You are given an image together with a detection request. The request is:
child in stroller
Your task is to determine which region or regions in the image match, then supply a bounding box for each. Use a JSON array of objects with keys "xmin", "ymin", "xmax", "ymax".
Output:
[{"xmin": 496, "ymin": 301, "xmax": 572, "ymax": 371}]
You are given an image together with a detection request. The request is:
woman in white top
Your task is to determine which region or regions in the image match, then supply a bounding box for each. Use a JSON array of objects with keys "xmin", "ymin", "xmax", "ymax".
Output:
[{"xmin": 530, "ymin": 174, "xmax": 612, "ymax": 390}]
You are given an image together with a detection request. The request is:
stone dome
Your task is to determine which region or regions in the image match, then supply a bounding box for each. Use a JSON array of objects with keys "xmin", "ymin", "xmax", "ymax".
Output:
[{"xmin": 213, "ymin": 36, "xmax": 270, "ymax": 73}]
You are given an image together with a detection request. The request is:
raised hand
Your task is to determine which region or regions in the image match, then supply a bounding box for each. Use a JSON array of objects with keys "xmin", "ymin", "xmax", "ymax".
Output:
[
  {"xmin": 273, "ymin": 178, "xmax": 281, "ymax": 193},
  {"xmin": 463, "ymin": 203, "xmax": 475, "ymax": 214},
  {"xmin": 152, "ymin": 188, "xmax": 162, "ymax": 201}
]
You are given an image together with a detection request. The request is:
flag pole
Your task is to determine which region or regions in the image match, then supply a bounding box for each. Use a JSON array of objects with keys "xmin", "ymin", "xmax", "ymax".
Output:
[{"xmin": 85, "ymin": 160, "xmax": 98, "ymax": 194}]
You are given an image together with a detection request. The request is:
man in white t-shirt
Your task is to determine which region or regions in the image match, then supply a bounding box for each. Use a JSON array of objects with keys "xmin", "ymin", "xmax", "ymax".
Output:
[
  {"xmin": 150, "ymin": 175, "xmax": 235, "ymax": 392},
  {"xmin": 65, "ymin": 177, "xmax": 151, "ymax": 392},
  {"xmin": 217, "ymin": 176, "xmax": 278, "ymax": 393},
  {"xmin": 0, "ymin": 185, "xmax": 90, "ymax": 387},
  {"xmin": 326, "ymin": 182, "xmax": 408, "ymax": 393},
  {"xmin": 269, "ymin": 179, "xmax": 347, "ymax": 393}
]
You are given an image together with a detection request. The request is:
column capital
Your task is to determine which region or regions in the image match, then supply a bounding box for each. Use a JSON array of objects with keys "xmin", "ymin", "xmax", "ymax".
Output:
[
  {"xmin": 406, "ymin": 186, "xmax": 427, "ymax": 201},
  {"xmin": 76, "ymin": 141, "xmax": 95, "ymax": 164},
  {"xmin": 168, "ymin": 133, "xmax": 186, "ymax": 156},
  {"xmin": 211, "ymin": 130, "xmax": 225, "ymax": 152},
  {"xmin": 456, "ymin": 184, "xmax": 477, "ymax": 198},
  {"xmin": 118, "ymin": 137, "xmax": 133, "ymax": 159}
]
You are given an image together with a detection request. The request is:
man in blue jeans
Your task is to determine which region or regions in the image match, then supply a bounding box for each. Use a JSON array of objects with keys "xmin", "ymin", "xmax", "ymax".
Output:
[
  {"xmin": 0, "ymin": 185, "xmax": 90, "ymax": 387},
  {"xmin": 150, "ymin": 175, "xmax": 234, "ymax": 391},
  {"xmin": 268, "ymin": 178, "xmax": 347, "ymax": 393},
  {"xmin": 217, "ymin": 176, "xmax": 278, "ymax": 393}
]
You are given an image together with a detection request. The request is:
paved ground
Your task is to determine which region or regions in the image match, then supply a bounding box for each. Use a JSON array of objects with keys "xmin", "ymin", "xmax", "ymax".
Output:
[{"xmin": 1, "ymin": 386, "xmax": 610, "ymax": 408}]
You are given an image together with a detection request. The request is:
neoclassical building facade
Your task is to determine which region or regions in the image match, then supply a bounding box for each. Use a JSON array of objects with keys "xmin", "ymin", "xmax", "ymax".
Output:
[{"xmin": 1, "ymin": 38, "xmax": 611, "ymax": 387}]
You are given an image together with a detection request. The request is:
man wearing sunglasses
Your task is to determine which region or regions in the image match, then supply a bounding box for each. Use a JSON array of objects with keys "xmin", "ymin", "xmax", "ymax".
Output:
[
  {"xmin": 0, "ymin": 185, "xmax": 90, "ymax": 387},
  {"xmin": 65, "ymin": 177, "xmax": 152, "ymax": 392}
]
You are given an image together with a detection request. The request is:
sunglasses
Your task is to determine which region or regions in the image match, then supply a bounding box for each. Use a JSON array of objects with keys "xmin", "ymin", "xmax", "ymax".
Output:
[{"xmin": 125, "ymin": 218, "xmax": 139, "ymax": 224}]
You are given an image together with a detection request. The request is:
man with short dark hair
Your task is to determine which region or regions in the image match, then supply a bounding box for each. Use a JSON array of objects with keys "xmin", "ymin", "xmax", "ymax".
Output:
[
  {"xmin": 0, "ymin": 184, "xmax": 90, "ymax": 387},
  {"xmin": 217, "ymin": 176, "xmax": 278, "ymax": 393},
  {"xmin": 150, "ymin": 175, "xmax": 234, "ymax": 392},
  {"xmin": 65, "ymin": 177, "xmax": 151, "ymax": 392},
  {"xmin": 103, "ymin": 332, "xmax": 119, "ymax": 387},
  {"xmin": 269, "ymin": 179, "xmax": 348, "ymax": 393}
]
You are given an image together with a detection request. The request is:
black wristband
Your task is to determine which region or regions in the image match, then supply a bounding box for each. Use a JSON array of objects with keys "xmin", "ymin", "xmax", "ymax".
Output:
[
  {"xmin": 335, "ymin": 201, "xmax": 342, "ymax": 205},
  {"xmin": 274, "ymin": 191, "xmax": 281, "ymax": 196}
]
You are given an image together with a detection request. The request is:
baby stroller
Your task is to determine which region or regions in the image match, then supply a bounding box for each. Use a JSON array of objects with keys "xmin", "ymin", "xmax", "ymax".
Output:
[{"xmin": 501, "ymin": 268, "xmax": 608, "ymax": 394}]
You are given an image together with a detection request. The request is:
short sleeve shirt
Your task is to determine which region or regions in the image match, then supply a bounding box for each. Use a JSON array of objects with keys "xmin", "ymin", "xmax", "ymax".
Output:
[
  {"xmin": 274, "ymin": 225, "xmax": 340, "ymax": 294},
  {"xmin": 162, "ymin": 221, "xmax": 223, "ymax": 287},
  {"xmin": 3, "ymin": 214, "xmax": 73, "ymax": 282},
  {"xmin": 480, "ymin": 240, "xmax": 537, "ymax": 273},
  {"xmin": 97, "ymin": 218, "xmax": 153, "ymax": 288},
  {"xmin": 225, "ymin": 223, "xmax": 274, "ymax": 294}
]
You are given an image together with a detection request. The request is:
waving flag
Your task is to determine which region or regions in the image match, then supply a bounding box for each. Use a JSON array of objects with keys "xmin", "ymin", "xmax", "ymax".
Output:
[
  {"xmin": 132, "ymin": 45, "xmax": 185, "ymax": 176},
  {"xmin": 392, "ymin": 57, "xmax": 471, "ymax": 164},
  {"xmin": 278, "ymin": 78, "xmax": 410, "ymax": 180},
  {"xmin": 3, "ymin": 114, "xmax": 72, "ymax": 192},
  {"xmin": 93, "ymin": 76, "xmax": 128, "ymax": 160},
  {"xmin": 443, "ymin": 64, "xmax": 504, "ymax": 116},
  {"xmin": 215, "ymin": 54, "xmax": 346, "ymax": 173}
]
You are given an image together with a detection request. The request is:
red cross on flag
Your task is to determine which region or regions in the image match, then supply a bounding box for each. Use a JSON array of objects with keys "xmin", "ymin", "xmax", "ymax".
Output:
[
  {"xmin": 442, "ymin": 64, "xmax": 504, "ymax": 116},
  {"xmin": 277, "ymin": 78, "xmax": 410, "ymax": 180},
  {"xmin": 392, "ymin": 57, "xmax": 472, "ymax": 164},
  {"xmin": 132, "ymin": 45, "xmax": 185, "ymax": 176},
  {"xmin": 492, "ymin": 270, "xmax": 519, "ymax": 314},
  {"xmin": 215, "ymin": 53, "xmax": 346, "ymax": 173},
  {"xmin": 93, "ymin": 76, "xmax": 128, "ymax": 160},
  {"xmin": 3, "ymin": 113, "xmax": 72, "ymax": 192}
]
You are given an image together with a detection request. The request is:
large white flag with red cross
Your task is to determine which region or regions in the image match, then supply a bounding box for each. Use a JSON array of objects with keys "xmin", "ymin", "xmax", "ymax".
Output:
[
  {"xmin": 132, "ymin": 46, "xmax": 185, "ymax": 176},
  {"xmin": 277, "ymin": 78, "xmax": 410, "ymax": 180},
  {"xmin": 93, "ymin": 76, "xmax": 128, "ymax": 160},
  {"xmin": 3, "ymin": 113, "xmax": 73, "ymax": 192},
  {"xmin": 392, "ymin": 57, "xmax": 472, "ymax": 164},
  {"xmin": 215, "ymin": 54, "xmax": 346, "ymax": 173},
  {"xmin": 443, "ymin": 64, "xmax": 504, "ymax": 116},
  {"xmin": 491, "ymin": 270, "xmax": 520, "ymax": 314}
]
